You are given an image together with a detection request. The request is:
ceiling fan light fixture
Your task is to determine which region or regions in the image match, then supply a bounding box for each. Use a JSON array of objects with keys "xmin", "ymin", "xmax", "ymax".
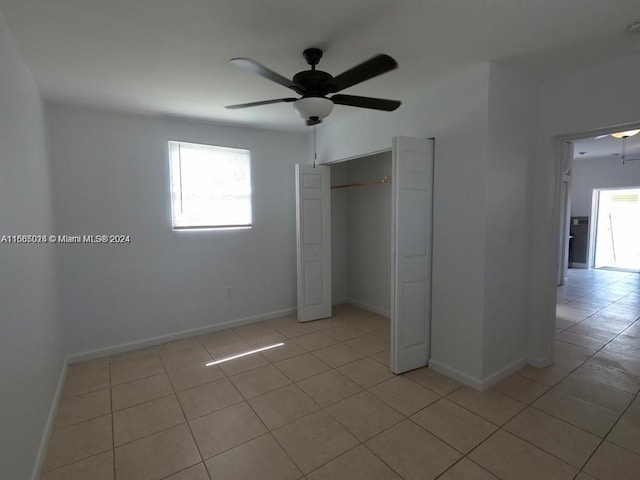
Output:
[
  {"xmin": 611, "ymin": 129, "xmax": 640, "ymax": 139},
  {"xmin": 293, "ymin": 97, "xmax": 334, "ymax": 124}
]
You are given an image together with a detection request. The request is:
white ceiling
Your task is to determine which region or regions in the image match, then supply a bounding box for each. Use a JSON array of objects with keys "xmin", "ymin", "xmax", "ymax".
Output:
[
  {"xmin": 1, "ymin": 0, "xmax": 640, "ymax": 132},
  {"xmin": 573, "ymin": 133, "xmax": 640, "ymax": 161}
]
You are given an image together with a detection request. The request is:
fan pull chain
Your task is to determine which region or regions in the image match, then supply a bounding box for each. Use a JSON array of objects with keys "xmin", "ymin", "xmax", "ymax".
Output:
[{"xmin": 313, "ymin": 125, "xmax": 317, "ymax": 168}]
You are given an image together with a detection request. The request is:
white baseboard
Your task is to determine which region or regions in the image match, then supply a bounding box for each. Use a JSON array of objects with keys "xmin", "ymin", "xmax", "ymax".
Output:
[
  {"xmin": 479, "ymin": 357, "xmax": 527, "ymax": 390},
  {"xmin": 68, "ymin": 307, "xmax": 297, "ymax": 363},
  {"xmin": 428, "ymin": 357, "xmax": 526, "ymax": 391},
  {"xmin": 31, "ymin": 357, "xmax": 68, "ymax": 480},
  {"xmin": 526, "ymin": 355, "xmax": 553, "ymax": 368},
  {"xmin": 428, "ymin": 359, "xmax": 485, "ymax": 390},
  {"xmin": 345, "ymin": 298, "xmax": 390, "ymax": 318}
]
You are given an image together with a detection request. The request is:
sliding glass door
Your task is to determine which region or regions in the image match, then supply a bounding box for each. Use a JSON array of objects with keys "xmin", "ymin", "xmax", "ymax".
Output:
[{"xmin": 592, "ymin": 187, "xmax": 640, "ymax": 271}]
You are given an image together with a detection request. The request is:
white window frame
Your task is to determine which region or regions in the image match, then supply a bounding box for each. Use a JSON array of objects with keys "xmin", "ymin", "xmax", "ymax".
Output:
[{"xmin": 168, "ymin": 140, "xmax": 252, "ymax": 230}]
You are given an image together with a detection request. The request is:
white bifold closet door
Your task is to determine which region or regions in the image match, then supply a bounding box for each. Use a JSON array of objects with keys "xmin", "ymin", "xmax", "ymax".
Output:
[
  {"xmin": 295, "ymin": 136, "xmax": 434, "ymax": 373},
  {"xmin": 391, "ymin": 136, "xmax": 434, "ymax": 374},
  {"xmin": 295, "ymin": 164, "xmax": 332, "ymax": 322}
]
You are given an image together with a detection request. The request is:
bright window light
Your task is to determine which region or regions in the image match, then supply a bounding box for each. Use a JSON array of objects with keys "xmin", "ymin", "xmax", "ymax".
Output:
[
  {"xmin": 169, "ymin": 141, "xmax": 252, "ymax": 230},
  {"xmin": 205, "ymin": 343, "xmax": 284, "ymax": 366}
]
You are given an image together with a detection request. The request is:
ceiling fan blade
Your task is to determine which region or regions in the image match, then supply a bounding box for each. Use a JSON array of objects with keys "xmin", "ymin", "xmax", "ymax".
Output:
[
  {"xmin": 225, "ymin": 98, "xmax": 297, "ymax": 109},
  {"xmin": 230, "ymin": 58, "xmax": 305, "ymax": 94},
  {"xmin": 594, "ymin": 134, "xmax": 609, "ymax": 140},
  {"xmin": 331, "ymin": 94, "xmax": 401, "ymax": 111},
  {"xmin": 325, "ymin": 54, "xmax": 398, "ymax": 94}
]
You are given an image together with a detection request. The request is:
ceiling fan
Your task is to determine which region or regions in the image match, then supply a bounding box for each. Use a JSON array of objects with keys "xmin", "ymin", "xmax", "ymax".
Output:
[
  {"xmin": 226, "ymin": 48, "xmax": 401, "ymax": 126},
  {"xmin": 593, "ymin": 129, "xmax": 640, "ymax": 164}
]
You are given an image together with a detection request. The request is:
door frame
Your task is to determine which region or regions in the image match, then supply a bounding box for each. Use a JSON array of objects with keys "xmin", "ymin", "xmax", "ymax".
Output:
[
  {"xmin": 321, "ymin": 138, "xmax": 435, "ymax": 373},
  {"xmin": 547, "ymin": 122, "xmax": 640, "ymax": 360},
  {"xmin": 557, "ymin": 141, "xmax": 573, "ymax": 286}
]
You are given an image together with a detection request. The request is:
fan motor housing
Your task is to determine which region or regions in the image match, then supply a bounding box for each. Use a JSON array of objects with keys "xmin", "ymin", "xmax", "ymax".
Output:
[{"xmin": 292, "ymin": 70, "xmax": 334, "ymax": 96}]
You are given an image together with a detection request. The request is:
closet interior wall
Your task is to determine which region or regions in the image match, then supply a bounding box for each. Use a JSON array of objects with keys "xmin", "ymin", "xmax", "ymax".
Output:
[{"xmin": 331, "ymin": 151, "xmax": 392, "ymax": 317}]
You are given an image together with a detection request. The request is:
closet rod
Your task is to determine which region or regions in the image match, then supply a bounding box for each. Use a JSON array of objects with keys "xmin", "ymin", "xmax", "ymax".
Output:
[{"xmin": 331, "ymin": 176, "xmax": 392, "ymax": 190}]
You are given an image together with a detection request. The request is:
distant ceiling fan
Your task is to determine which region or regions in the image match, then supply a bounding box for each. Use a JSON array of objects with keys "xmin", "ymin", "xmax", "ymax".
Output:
[
  {"xmin": 593, "ymin": 129, "xmax": 640, "ymax": 164},
  {"xmin": 226, "ymin": 48, "xmax": 401, "ymax": 126}
]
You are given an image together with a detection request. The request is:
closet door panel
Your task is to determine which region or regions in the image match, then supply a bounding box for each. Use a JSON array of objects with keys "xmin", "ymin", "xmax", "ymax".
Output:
[
  {"xmin": 391, "ymin": 137, "xmax": 434, "ymax": 373},
  {"xmin": 295, "ymin": 164, "xmax": 332, "ymax": 322}
]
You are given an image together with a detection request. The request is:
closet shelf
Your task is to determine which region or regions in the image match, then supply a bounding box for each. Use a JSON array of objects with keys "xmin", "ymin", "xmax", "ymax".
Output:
[{"xmin": 331, "ymin": 176, "xmax": 392, "ymax": 190}]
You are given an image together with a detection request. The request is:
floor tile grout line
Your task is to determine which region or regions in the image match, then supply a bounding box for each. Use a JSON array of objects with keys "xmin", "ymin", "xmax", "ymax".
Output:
[
  {"xmin": 491, "ymin": 379, "xmax": 550, "ymax": 405},
  {"xmin": 59, "ymin": 370, "xmax": 111, "ymax": 400},
  {"xmin": 515, "ymin": 363, "xmax": 633, "ymax": 438},
  {"xmin": 156, "ymin": 463, "xmax": 210, "ymax": 480},
  {"xmin": 526, "ymin": 403, "xmax": 612, "ymax": 439},
  {"xmin": 442, "ymin": 389, "xmax": 525, "ymax": 430},
  {"xmin": 517, "ymin": 308, "xmax": 640, "ymax": 438},
  {"xmin": 462, "ymin": 423, "xmax": 589, "ymax": 479},
  {"xmin": 51, "ymin": 387, "xmax": 113, "ymax": 430},
  {"xmin": 554, "ymin": 312, "xmax": 640, "ymax": 387},
  {"xmin": 576, "ymin": 387, "xmax": 640, "ymax": 473},
  {"xmin": 366, "ymin": 380, "xmax": 442, "ymax": 418},
  {"xmin": 433, "ymin": 456, "xmax": 497, "ymax": 480},
  {"xmin": 109, "ymin": 410, "xmax": 187, "ymax": 449},
  {"xmin": 241, "ymin": 393, "xmax": 305, "ymax": 478},
  {"xmin": 182, "ymin": 397, "xmax": 245, "ymax": 423},
  {"xmin": 520, "ymin": 307, "xmax": 639, "ymax": 401},
  {"xmin": 498, "ymin": 415, "xmax": 595, "ymax": 472},
  {"xmin": 158, "ymin": 351, "xmax": 209, "ymax": 476},
  {"xmin": 500, "ymin": 422, "xmax": 585, "ymax": 473},
  {"xmin": 112, "ymin": 390, "xmax": 176, "ymax": 414},
  {"xmin": 399, "ymin": 370, "xmax": 462, "ymax": 397},
  {"xmin": 39, "ymin": 448, "xmax": 114, "ymax": 477},
  {"xmin": 404, "ymin": 414, "xmax": 482, "ymax": 458},
  {"xmin": 322, "ymin": 391, "xmax": 408, "ymax": 442},
  {"xmin": 301, "ymin": 442, "xmax": 367, "ymax": 477}
]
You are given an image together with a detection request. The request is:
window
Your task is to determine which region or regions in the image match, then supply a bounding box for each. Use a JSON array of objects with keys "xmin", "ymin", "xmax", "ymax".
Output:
[{"xmin": 169, "ymin": 141, "xmax": 252, "ymax": 230}]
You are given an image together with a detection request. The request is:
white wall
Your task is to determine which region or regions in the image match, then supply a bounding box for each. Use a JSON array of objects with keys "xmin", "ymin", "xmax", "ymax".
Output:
[
  {"xmin": 483, "ymin": 64, "xmax": 539, "ymax": 378},
  {"xmin": 317, "ymin": 65, "xmax": 492, "ymax": 384},
  {"xmin": 346, "ymin": 152, "xmax": 392, "ymax": 315},
  {"xmin": 47, "ymin": 104, "xmax": 308, "ymax": 356},
  {"xmin": 331, "ymin": 152, "xmax": 392, "ymax": 315},
  {"xmin": 317, "ymin": 63, "xmax": 540, "ymax": 388},
  {"xmin": 0, "ymin": 13, "xmax": 63, "ymax": 480},
  {"xmin": 529, "ymin": 53, "xmax": 640, "ymax": 362},
  {"xmin": 571, "ymin": 156, "xmax": 640, "ymax": 217}
]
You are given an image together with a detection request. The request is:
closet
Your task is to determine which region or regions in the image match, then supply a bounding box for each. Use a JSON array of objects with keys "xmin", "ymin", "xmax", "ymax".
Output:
[
  {"xmin": 330, "ymin": 151, "xmax": 392, "ymax": 323},
  {"xmin": 295, "ymin": 136, "xmax": 434, "ymax": 373}
]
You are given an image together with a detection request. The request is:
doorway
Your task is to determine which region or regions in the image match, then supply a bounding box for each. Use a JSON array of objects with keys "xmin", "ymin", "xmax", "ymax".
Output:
[
  {"xmin": 558, "ymin": 127, "xmax": 640, "ymax": 276},
  {"xmin": 592, "ymin": 187, "xmax": 640, "ymax": 272}
]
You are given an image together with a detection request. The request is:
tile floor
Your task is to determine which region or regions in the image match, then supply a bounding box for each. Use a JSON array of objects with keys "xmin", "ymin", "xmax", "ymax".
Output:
[{"xmin": 41, "ymin": 270, "xmax": 640, "ymax": 479}]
